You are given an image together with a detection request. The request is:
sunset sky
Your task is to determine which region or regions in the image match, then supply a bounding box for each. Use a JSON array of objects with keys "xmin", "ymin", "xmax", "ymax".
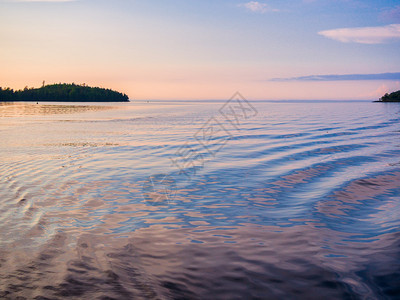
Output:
[{"xmin": 1, "ymin": 0, "xmax": 400, "ymax": 100}]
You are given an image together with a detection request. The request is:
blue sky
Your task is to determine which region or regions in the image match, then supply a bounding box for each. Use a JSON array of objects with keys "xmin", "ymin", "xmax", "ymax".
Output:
[{"xmin": 1, "ymin": 0, "xmax": 399, "ymax": 100}]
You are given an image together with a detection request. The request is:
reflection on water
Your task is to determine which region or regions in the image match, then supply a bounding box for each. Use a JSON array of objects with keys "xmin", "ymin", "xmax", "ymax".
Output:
[
  {"xmin": 0, "ymin": 101, "xmax": 400, "ymax": 299},
  {"xmin": 0, "ymin": 102, "xmax": 115, "ymax": 117}
]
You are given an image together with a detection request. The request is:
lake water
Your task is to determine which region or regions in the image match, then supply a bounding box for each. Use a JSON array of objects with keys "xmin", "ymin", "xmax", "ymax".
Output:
[{"xmin": 0, "ymin": 99, "xmax": 399, "ymax": 299}]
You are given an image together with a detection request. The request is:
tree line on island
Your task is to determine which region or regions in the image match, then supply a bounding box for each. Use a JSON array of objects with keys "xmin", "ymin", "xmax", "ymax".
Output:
[
  {"xmin": 0, "ymin": 83, "xmax": 129, "ymax": 102},
  {"xmin": 378, "ymin": 90, "xmax": 400, "ymax": 102}
]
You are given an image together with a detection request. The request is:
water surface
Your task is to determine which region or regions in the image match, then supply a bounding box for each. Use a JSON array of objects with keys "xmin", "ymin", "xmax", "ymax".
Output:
[{"xmin": 0, "ymin": 100, "xmax": 399, "ymax": 299}]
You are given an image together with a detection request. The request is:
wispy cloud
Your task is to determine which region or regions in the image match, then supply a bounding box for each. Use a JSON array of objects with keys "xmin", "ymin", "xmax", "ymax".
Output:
[
  {"xmin": 318, "ymin": 24, "xmax": 400, "ymax": 44},
  {"xmin": 380, "ymin": 6, "xmax": 400, "ymax": 22},
  {"xmin": 363, "ymin": 84, "xmax": 391, "ymax": 99},
  {"xmin": 238, "ymin": 1, "xmax": 279, "ymax": 13},
  {"xmin": 270, "ymin": 72, "xmax": 400, "ymax": 82}
]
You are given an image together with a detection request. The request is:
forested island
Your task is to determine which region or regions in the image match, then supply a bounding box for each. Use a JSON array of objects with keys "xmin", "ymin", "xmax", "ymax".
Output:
[
  {"xmin": 377, "ymin": 90, "xmax": 400, "ymax": 102},
  {"xmin": 0, "ymin": 83, "xmax": 129, "ymax": 102}
]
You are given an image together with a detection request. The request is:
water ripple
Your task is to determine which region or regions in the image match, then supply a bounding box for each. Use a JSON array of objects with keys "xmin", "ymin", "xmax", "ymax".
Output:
[{"xmin": 1, "ymin": 101, "xmax": 400, "ymax": 299}]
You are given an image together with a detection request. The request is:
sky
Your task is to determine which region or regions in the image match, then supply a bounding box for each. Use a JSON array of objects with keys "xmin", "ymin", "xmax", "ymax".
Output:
[{"xmin": 1, "ymin": 0, "xmax": 400, "ymax": 100}]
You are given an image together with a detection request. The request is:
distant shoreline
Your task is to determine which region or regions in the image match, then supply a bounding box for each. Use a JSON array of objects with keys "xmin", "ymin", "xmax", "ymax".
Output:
[
  {"xmin": 375, "ymin": 90, "xmax": 400, "ymax": 102},
  {"xmin": 0, "ymin": 83, "xmax": 130, "ymax": 102}
]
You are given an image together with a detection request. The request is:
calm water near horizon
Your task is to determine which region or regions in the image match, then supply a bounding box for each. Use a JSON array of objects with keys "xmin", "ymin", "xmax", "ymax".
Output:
[{"xmin": 0, "ymin": 100, "xmax": 400, "ymax": 299}]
